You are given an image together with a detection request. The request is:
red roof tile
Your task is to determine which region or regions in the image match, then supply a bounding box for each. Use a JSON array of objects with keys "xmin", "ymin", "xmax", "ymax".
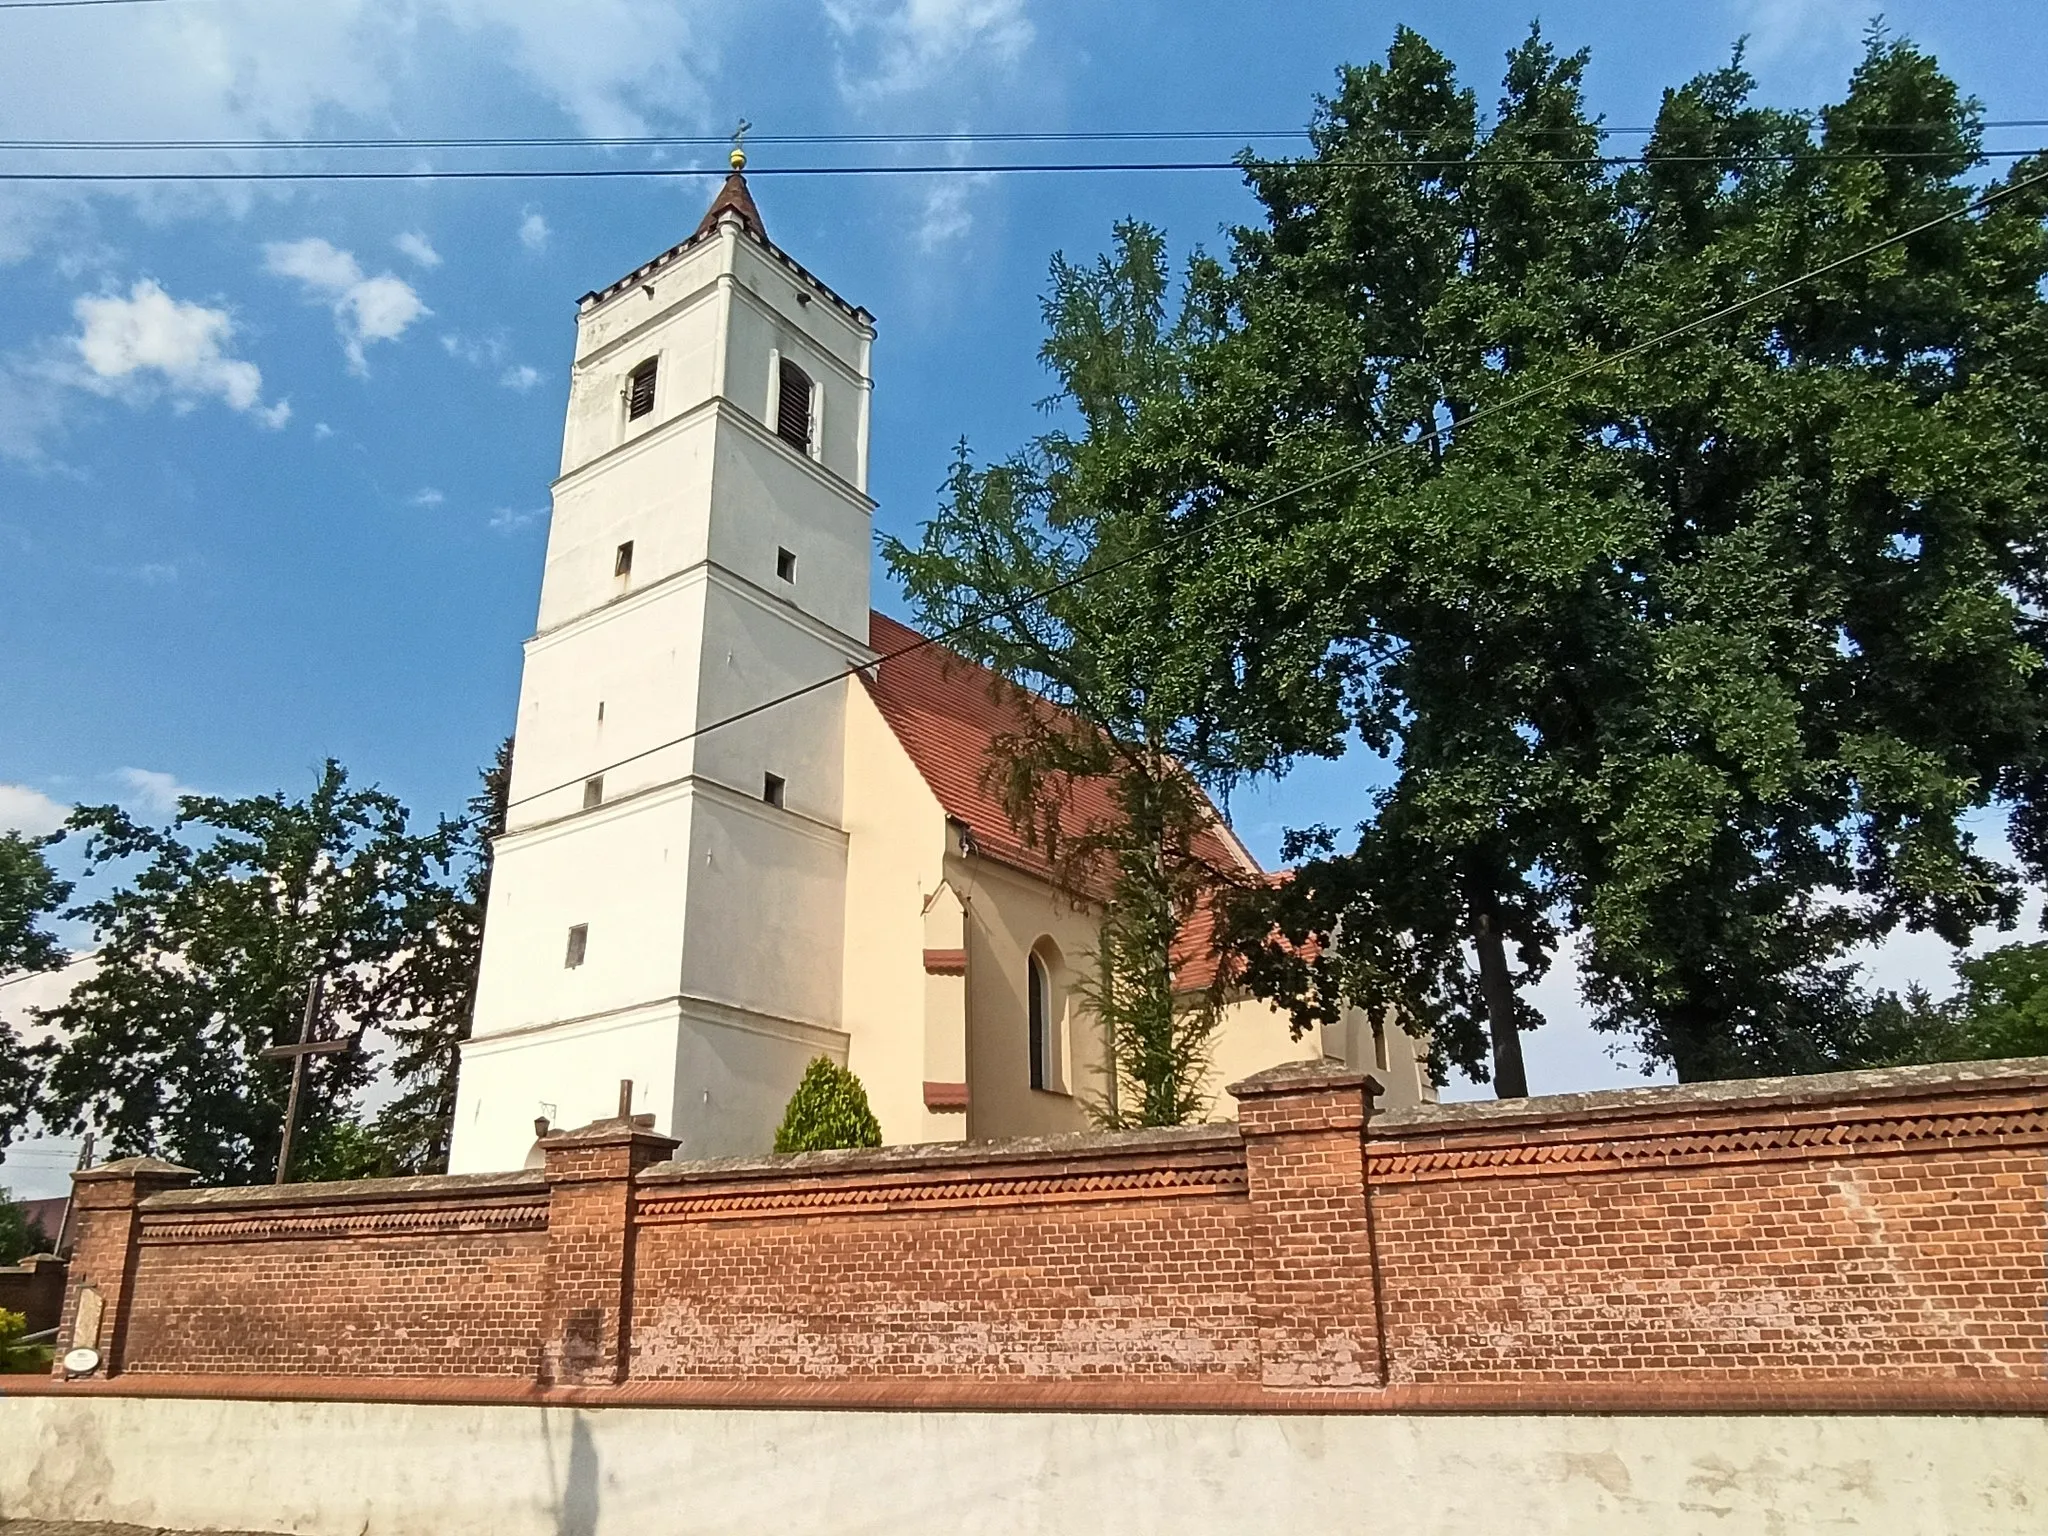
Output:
[{"xmin": 863, "ymin": 611, "xmax": 1258, "ymax": 988}]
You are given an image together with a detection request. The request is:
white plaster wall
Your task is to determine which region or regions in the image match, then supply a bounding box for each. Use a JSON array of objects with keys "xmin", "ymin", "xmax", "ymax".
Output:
[
  {"xmin": 687, "ymin": 575, "xmax": 860, "ymax": 825},
  {"xmin": 471, "ymin": 791, "xmax": 693, "ymax": 1039},
  {"xmin": 702, "ymin": 414, "xmax": 873, "ymax": 643},
  {"xmin": 668, "ymin": 998, "xmax": 850, "ymax": 1159},
  {"xmin": 537, "ymin": 407, "xmax": 723, "ymax": 635},
  {"xmin": 679, "ymin": 784, "xmax": 848, "ymax": 1030},
  {"xmin": 4, "ymin": 1395, "xmax": 2041, "ymax": 1536},
  {"xmin": 507, "ymin": 580, "xmax": 710, "ymax": 829},
  {"xmin": 450, "ymin": 1005, "xmax": 682, "ymax": 1173}
]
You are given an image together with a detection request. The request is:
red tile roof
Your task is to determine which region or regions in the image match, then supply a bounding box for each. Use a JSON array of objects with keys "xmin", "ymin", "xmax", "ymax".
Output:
[{"xmin": 863, "ymin": 611, "xmax": 1259, "ymax": 987}]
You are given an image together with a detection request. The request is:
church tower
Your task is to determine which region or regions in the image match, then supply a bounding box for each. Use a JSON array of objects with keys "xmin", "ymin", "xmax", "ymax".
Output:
[{"xmin": 449, "ymin": 160, "xmax": 876, "ymax": 1173}]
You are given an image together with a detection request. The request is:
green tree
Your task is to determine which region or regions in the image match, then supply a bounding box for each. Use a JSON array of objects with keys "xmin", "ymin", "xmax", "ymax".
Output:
[
  {"xmin": 885, "ymin": 225, "xmax": 1324, "ymax": 1125},
  {"xmin": 1167, "ymin": 27, "xmax": 2048, "ymax": 1085},
  {"xmin": 0, "ymin": 1188, "xmax": 53, "ymax": 1263},
  {"xmin": 33, "ymin": 762, "xmax": 468, "ymax": 1184},
  {"xmin": 1, "ymin": 832, "xmax": 70, "ymax": 978},
  {"xmin": 0, "ymin": 831, "xmax": 71, "ymax": 1147},
  {"xmin": 773, "ymin": 1057, "xmax": 882, "ymax": 1152},
  {"xmin": 1852, "ymin": 941, "xmax": 2048, "ymax": 1064},
  {"xmin": 358, "ymin": 738, "xmax": 511, "ymax": 1175}
]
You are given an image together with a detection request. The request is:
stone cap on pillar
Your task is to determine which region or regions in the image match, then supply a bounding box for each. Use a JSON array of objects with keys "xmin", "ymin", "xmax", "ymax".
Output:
[
  {"xmin": 539, "ymin": 1114, "xmax": 680, "ymax": 1182},
  {"xmin": 69, "ymin": 1156, "xmax": 199, "ymax": 1207},
  {"xmin": 1227, "ymin": 1057, "xmax": 1383, "ymax": 1136}
]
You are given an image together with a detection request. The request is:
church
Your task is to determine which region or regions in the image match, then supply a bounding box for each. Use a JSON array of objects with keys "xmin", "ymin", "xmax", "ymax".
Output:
[{"xmin": 445, "ymin": 160, "xmax": 1431, "ymax": 1174}]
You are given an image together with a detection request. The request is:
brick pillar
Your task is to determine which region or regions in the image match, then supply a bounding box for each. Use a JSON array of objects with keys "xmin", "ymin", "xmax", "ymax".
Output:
[
  {"xmin": 53, "ymin": 1156, "xmax": 197, "ymax": 1378},
  {"xmin": 539, "ymin": 1113, "xmax": 678, "ymax": 1387},
  {"xmin": 1229, "ymin": 1058, "xmax": 1383, "ymax": 1391}
]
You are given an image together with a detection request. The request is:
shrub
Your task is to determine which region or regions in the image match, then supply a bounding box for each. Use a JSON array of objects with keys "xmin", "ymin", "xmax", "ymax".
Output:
[{"xmin": 773, "ymin": 1057, "xmax": 883, "ymax": 1153}]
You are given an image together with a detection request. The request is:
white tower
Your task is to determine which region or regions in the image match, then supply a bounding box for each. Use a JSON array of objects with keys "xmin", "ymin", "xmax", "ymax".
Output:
[{"xmin": 449, "ymin": 166, "xmax": 876, "ymax": 1172}]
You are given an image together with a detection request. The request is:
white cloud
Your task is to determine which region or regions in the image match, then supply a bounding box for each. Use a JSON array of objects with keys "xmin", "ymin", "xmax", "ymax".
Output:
[
  {"xmin": 824, "ymin": 0, "xmax": 1033, "ymax": 98},
  {"xmin": 69, "ymin": 280, "xmax": 290, "ymax": 427},
  {"xmin": 438, "ymin": 0, "xmax": 725, "ymax": 136},
  {"xmin": 913, "ymin": 170, "xmax": 991, "ymax": 252},
  {"xmin": 115, "ymin": 767, "xmax": 199, "ymax": 817},
  {"xmin": 1732, "ymin": 0, "xmax": 1865, "ymax": 62},
  {"xmin": 409, "ymin": 487, "xmax": 445, "ymax": 507},
  {"xmin": 393, "ymin": 231, "xmax": 443, "ymax": 269},
  {"xmin": 0, "ymin": 783, "xmax": 69, "ymax": 838},
  {"xmin": 0, "ymin": 2, "xmax": 736, "ymax": 262},
  {"xmin": 489, "ymin": 504, "xmax": 545, "ymax": 534},
  {"xmin": 265, "ymin": 238, "xmax": 429, "ymax": 374},
  {"xmin": 312, "ymin": 421, "xmax": 334, "ymax": 439},
  {"xmin": 518, "ymin": 210, "xmax": 551, "ymax": 252},
  {"xmin": 500, "ymin": 364, "xmax": 542, "ymax": 392}
]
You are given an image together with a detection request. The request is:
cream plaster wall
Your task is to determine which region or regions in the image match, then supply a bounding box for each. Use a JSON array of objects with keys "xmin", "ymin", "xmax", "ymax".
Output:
[
  {"xmin": 7, "ymin": 1395, "xmax": 2042, "ymax": 1536},
  {"xmin": 951, "ymin": 855, "xmax": 1108, "ymax": 1141},
  {"xmin": 837, "ymin": 682, "xmax": 954, "ymax": 1145}
]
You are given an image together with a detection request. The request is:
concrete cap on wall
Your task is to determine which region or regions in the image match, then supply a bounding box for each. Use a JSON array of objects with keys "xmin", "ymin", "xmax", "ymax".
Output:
[
  {"xmin": 1225, "ymin": 1057, "xmax": 1382, "ymax": 1102},
  {"xmin": 71, "ymin": 1156, "xmax": 197, "ymax": 1182}
]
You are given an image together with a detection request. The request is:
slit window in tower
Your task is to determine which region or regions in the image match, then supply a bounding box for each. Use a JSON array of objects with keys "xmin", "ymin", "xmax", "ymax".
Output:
[
  {"xmin": 776, "ymin": 360, "xmax": 812, "ymax": 451},
  {"xmin": 626, "ymin": 359, "xmax": 657, "ymax": 421},
  {"xmin": 583, "ymin": 776, "xmax": 604, "ymax": 810},
  {"xmin": 564, "ymin": 924, "xmax": 589, "ymax": 969},
  {"xmin": 762, "ymin": 772, "xmax": 786, "ymax": 809},
  {"xmin": 614, "ymin": 540, "xmax": 634, "ymax": 579},
  {"xmin": 776, "ymin": 547, "xmax": 797, "ymax": 582}
]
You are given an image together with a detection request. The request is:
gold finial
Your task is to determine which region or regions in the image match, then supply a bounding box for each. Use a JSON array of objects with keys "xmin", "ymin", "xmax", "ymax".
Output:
[{"xmin": 730, "ymin": 117, "xmax": 751, "ymax": 171}]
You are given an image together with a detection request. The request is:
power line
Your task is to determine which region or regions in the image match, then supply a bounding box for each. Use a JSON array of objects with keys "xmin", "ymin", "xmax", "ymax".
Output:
[
  {"xmin": 504, "ymin": 163, "xmax": 2048, "ymax": 815},
  {"xmin": 8, "ymin": 121, "xmax": 2048, "ymax": 151},
  {"xmin": 1, "ymin": 148, "xmax": 2042, "ymax": 183},
  {"xmin": 0, "ymin": 0, "xmax": 187, "ymax": 8}
]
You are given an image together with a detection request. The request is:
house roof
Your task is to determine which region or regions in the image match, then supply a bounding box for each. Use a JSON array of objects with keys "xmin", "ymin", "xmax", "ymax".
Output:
[{"xmin": 862, "ymin": 611, "xmax": 1258, "ymax": 987}]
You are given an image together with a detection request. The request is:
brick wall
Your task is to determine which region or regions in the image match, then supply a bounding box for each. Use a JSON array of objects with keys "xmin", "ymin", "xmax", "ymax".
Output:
[
  {"xmin": 43, "ymin": 1058, "xmax": 2048, "ymax": 1410},
  {"xmin": 0, "ymin": 1254, "xmax": 66, "ymax": 1334},
  {"xmin": 112, "ymin": 1172, "xmax": 548, "ymax": 1378}
]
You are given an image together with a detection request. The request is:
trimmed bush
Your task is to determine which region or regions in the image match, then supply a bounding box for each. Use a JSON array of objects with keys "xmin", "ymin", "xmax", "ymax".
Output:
[{"xmin": 774, "ymin": 1057, "xmax": 883, "ymax": 1153}]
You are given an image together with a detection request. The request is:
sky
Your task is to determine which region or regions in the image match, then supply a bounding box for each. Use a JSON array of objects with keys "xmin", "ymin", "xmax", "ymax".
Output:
[{"xmin": 3, "ymin": 0, "xmax": 2047, "ymax": 1184}]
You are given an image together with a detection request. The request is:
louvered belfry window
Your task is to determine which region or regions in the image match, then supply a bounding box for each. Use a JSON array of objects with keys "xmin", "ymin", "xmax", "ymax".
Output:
[
  {"xmin": 776, "ymin": 360, "xmax": 812, "ymax": 451},
  {"xmin": 626, "ymin": 359, "xmax": 657, "ymax": 421}
]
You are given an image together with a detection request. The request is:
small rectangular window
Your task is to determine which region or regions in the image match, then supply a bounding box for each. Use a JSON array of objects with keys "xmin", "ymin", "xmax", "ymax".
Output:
[
  {"xmin": 776, "ymin": 547, "xmax": 797, "ymax": 582},
  {"xmin": 626, "ymin": 360, "xmax": 657, "ymax": 421},
  {"xmin": 582, "ymin": 776, "xmax": 604, "ymax": 810},
  {"xmin": 776, "ymin": 360, "xmax": 812, "ymax": 451},
  {"xmin": 564, "ymin": 924, "xmax": 589, "ymax": 969},
  {"xmin": 596, "ymin": 700, "xmax": 605, "ymax": 722},
  {"xmin": 614, "ymin": 540, "xmax": 634, "ymax": 578},
  {"xmin": 762, "ymin": 772, "xmax": 785, "ymax": 808}
]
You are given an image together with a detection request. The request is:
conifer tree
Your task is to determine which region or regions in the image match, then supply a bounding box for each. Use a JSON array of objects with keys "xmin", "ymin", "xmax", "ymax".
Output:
[{"xmin": 773, "ymin": 1057, "xmax": 882, "ymax": 1152}]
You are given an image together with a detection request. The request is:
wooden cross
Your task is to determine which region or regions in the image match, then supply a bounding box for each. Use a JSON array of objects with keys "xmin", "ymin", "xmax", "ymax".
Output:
[{"xmin": 259, "ymin": 974, "xmax": 360, "ymax": 1184}]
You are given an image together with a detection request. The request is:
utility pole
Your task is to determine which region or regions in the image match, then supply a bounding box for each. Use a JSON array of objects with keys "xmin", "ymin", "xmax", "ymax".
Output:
[{"xmin": 259, "ymin": 974, "xmax": 359, "ymax": 1183}]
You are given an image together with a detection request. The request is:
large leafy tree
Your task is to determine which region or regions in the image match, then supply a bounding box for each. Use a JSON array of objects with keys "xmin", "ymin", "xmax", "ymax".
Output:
[
  {"xmin": 0, "ymin": 831, "xmax": 70, "ymax": 1147},
  {"xmin": 357, "ymin": 739, "xmax": 509, "ymax": 1175},
  {"xmin": 1181, "ymin": 27, "xmax": 2048, "ymax": 1085},
  {"xmin": 34, "ymin": 762, "xmax": 469, "ymax": 1184}
]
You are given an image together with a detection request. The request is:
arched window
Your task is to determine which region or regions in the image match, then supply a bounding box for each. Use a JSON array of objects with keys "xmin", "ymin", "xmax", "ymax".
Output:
[
  {"xmin": 776, "ymin": 358, "xmax": 812, "ymax": 451},
  {"xmin": 1027, "ymin": 948, "xmax": 1057, "ymax": 1092}
]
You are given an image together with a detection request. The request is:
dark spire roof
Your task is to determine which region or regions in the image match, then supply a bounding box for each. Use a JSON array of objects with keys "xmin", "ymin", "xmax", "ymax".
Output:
[{"xmin": 692, "ymin": 169, "xmax": 765, "ymax": 242}]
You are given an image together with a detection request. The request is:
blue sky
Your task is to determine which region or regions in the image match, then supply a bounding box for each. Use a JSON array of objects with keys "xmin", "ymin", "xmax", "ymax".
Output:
[{"xmin": 3, "ymin": 0, "xmax": 2046, "ymax": 1116}]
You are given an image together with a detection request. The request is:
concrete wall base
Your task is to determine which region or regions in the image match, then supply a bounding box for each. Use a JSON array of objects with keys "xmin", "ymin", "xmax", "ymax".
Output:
[{"xmin": 3, "ymin": 1394, "xmax": 2044, "ymax": 1535}]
